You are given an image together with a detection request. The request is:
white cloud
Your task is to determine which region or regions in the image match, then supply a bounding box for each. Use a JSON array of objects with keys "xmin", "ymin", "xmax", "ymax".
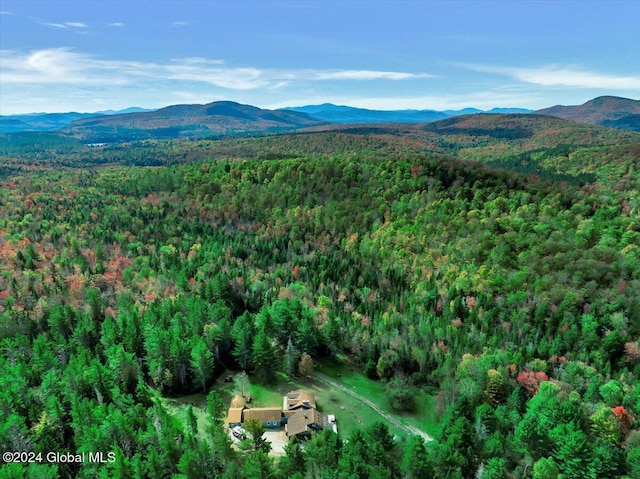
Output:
[
  {"xmin": 39, "ymin": 22, "xmax": 68, "ymax": 29},
  {"xmin": 39, "ymin": 21, "xmax": 89, "ymax": 31},
  {"xmin": 462, "ymin": 63, "xmax": 640, "ymax": 90},
  {"xmin": 0, "ymin": 49, "xmax": 437, "ymax": 114},
  {"xmin": 0, "ymin": 10, "xmax": 14, "ymax": 15},
  {"xmin": 174, "ymin": 57, "xmax": 226, "ymax": 65},
  {"xmin": 0, "ymin": 48, "xmax": 432, "ymax": 90},
  {"xmin": 311, "ymin": 70, "xmax": 433, "ymax": 81},
  {"xmin": 65, "ymin": 22, "xmax": 88, "ymax": 28},
  {"xmin": 1, "ymin": 48, "xmax": 127, "ymax": 85},
  {"xmin": 108, "ymin": 22, "xmax": 125, "ymax": 27}
]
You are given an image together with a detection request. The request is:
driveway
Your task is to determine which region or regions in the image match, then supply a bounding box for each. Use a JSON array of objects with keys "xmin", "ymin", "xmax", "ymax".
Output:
[
  {"xmin": 312, "ymin": 372, "xmax": 433, "ymax": 442},
  {"xmin": 228, "ymin": 428, "xmax": 288, "ymax": 456},
  {"xmin": 265, "ymin": 429, "xmax": 288, "ymax": 455}
]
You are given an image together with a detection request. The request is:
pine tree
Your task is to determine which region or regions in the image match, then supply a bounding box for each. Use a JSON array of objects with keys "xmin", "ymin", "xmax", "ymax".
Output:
[
  {"xmin": 244, "ymin": 418, "xmax": 271, "ymax": 453},
  {"xmin": 232, "ymin": 312, "xmax": 253, "ymax": 370},
  {"xmin": 190, "ymin": 338, "xmax": 214, "ymax": 392},
  {"xmin": 402, "ymin": 436, "xmax": 433, "ymax": 479},
  {"xmin": 278, "ymin": 436, "xmax": 306, "ymax": 478},
  {"xmin": 284, "ymin": 336, "xmax": 297, "ymax": 376},
  {"xmin": 252, "ymin": 329, "xmax": 278, "ymax": 380}
]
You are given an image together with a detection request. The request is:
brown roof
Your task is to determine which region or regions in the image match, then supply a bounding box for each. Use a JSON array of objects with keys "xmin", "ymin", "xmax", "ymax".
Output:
[
  {"xmin": 230, "ymin": 395, "xmax": 246, "ymax": 408},
  {"xmin": 286, "ymin": 409, "xmax": 325, "ymax": 437},
  {"xmin": 285, "ymin": 390, "xmax": 316, "ymax": 410},
  {"xmin": 243, "ymin": 408, "xmax": 282, "ymax": 423},
  {"xmin": 226, "ymin": 408, "xmax": 244, "ymax": 425}
]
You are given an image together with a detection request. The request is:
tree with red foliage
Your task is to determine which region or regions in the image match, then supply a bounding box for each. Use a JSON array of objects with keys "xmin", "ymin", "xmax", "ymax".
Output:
[
  {"xmin": 516, "ymin": 370, "xmax": 549, "ymax": 396},
  {"xmin": 612, "ymin": 406, "xmax": 633, "ymax": 436}
]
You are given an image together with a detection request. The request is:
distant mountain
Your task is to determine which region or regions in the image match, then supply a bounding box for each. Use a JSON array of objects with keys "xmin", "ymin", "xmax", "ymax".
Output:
[
  {"xmin": 0, "ymin": 118, "xmax": 31, "ymax": 133},
  {"xmin": 94, "ymin": 107, "xmax": 152, "ymax": 115},
  {"xmin": 283, "ymin": 103, "xmax": 533, "ymax": 124},
  {"xmin": 536, "ymin": 96, "xmax": 640, "ymax": 130},
  {"xmin": 0, "ymin": 107, "xmax": 154, "ymax": 133},
  {"xmin": 0, "ymin": 112, "xmax": 103, "ymax": 133},
  {"xmin": 486, "ymin": 107, "xmax": 534, "ymax": 114},
  {"xmin": 283, "ymin": 104, "xmax": 448, "ymax": 123},
  {"xmin": 62, "ymin": 101, "xmax": 323, "ymax": 141},
  {"xmin": 442, "ymin": 108, "xmax": 483, "ymax": 116}
]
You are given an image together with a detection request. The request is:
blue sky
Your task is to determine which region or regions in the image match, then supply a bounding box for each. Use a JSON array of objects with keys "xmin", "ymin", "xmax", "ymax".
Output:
[{"xmin": 1, "ymin": 0, "xmax": 639, "ymax": 114}]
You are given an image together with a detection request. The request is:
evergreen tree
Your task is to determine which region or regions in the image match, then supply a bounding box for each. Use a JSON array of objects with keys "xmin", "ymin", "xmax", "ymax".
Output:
[
  {"xmin": 244, "ymin": 418, "xmax": 271, "ymax": 453},
  {"xmin": 252, "ymin": 329, "xmax": 278, "ymax": 380},
  {"xmin": 402, "ymin": 436, "xmax": 433, "ymax": 479},
  {"xmin": 232, "ymin": 312, "xmax": 254, "ymax": 370},
  {"xmin": 278, "ymin": 437, "xmax": 306, "ymax": 478},
  {"xmin": 284, "ymin": 336, "xmax": 297, "ymax": 376},
  {"xmin": 190, "ymin": 338, "xmax": 214, "ymax": 392}
]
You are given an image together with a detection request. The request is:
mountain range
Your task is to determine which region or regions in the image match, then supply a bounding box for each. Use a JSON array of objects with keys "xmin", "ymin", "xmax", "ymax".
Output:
[
  {"xmin": 1, "ymin": 96, "xmax": 638, "ymax": 139},
  {"xmin": 536, "ymin": 96, "xmax": 640, "ymax": 131},
  {"xmin": 0, "ymin": 108, "xmax": 151, "ymax": 134},
  {"xmin": 60, "ymin": 102, "xmax": 323, "ymax": 142},
  {"xmin": 283, "ymin": 104, "xmax": 532, "ymax": 124}
]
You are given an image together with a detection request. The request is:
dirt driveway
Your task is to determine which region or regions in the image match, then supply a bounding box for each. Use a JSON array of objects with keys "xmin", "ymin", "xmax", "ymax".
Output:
[
  {"xmin": 265, "ymin": 429, "xmax": 288, "ymax": 455},
  {"xmin": 313, "ymin": 372, "xmax": 433, "ymax": 442}
]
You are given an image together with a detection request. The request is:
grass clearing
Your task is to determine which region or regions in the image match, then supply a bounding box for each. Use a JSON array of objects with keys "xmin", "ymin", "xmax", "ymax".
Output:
[
  {"xmin": 315, "ymin": 356, "xmax": 440, "ymax": 437},
  {"xmin": 161, "ymin": 358, "xmax": 440, "ymax": 443},
  {"xmin": 159, "ymin": 392, "xmax": 211, "ymax": 442}
]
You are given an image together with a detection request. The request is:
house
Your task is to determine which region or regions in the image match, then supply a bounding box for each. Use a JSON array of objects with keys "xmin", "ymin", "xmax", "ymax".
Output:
[
  {"xmin": 225, "ymin": 389, "xmax": 336, "ymax": 438},
  {"xmin": 283, "ymin": 389, "xmax": 317, "ymax": 411},
  {"xmin": 242, "ymin": 408, "xmax": 284, "ymax": 428},
  {"xmin": 285, "ymin": 409, "xmax": 329, "ymax": 439}
]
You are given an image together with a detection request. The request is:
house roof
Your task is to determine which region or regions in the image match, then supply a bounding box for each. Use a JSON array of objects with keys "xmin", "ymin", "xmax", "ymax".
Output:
[
  {"xmin": 243, "ymin": 408, "xmax": 283, "ymax": 423},
  {"xmin": 226, "ymin": 408, "xmax": 244, "ymax": 425},
  {"xmin": 285, "ymin": 389, "xmax": 316, "ymax": 410},
  {"xmin": 286, "ymin": 409, "xmax": 325, "ymax": 437},
  {"xmin": 230, "ymin": 395, "xmax": 246, "ymax": 408}
]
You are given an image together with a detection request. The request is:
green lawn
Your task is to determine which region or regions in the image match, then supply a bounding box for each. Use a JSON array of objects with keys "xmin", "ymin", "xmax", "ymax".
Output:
[
  {"xmin": 161, "ymin": 359, "xmax": 440, "ymax": 442},
  {"xmin": 314, "ymin": 356, "xmax": 440, "ymax": 438},
  {"xmin": 160, "ymin": 392, "xmax": 211, "ymax": 442}
]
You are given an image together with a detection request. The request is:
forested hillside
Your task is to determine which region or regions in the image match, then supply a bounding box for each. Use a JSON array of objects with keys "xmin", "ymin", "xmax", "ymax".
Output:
[{"xmin": 1, "ymin": 120, "xmax": 639, "ymax": 478}]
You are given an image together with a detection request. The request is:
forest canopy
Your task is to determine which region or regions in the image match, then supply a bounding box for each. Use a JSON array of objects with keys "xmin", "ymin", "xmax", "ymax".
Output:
[{"xmin": 1, "ymin": 119, "xmax": 639, "ymax": 478}]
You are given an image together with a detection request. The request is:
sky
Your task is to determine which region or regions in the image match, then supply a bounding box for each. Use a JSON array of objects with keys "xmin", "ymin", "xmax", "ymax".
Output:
[{"xmin": 1, "ymin": 0, "xmax": 639, "ymax": 114}]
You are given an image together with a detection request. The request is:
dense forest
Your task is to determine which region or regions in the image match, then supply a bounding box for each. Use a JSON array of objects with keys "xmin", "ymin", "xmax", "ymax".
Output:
[{"xmin": 1, "ymin": 117, "xmax": 639, "ymax": 478}]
